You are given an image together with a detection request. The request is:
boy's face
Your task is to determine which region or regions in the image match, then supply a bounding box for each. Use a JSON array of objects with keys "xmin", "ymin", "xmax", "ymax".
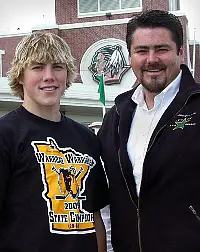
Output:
[{"xmin": 20, "ymin": 62, "xmax": 68, "ymax": 111}]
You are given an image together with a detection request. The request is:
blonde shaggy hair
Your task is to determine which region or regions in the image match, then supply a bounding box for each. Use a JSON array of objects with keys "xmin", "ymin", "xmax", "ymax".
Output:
[{"xmin": 7, "ymin": 32, "xmax": 76, "ymax": 99}]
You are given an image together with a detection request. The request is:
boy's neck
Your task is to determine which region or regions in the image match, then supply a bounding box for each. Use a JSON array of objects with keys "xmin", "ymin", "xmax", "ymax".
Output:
[{"xmin": 22, "ymin": 102, "xmax": 61, "ymax": 122}]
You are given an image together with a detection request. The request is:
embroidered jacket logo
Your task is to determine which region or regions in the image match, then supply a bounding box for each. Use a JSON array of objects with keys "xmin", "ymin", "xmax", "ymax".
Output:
[
  {"xmin": 170, "ymin": 113, "xmax": 196, "ymax": 131},
  {"xmin": 172, "ymin": 118, "xmax": 191, "ymax": 130},
  {"xmin": 31, "ymin": 137, "xmax": 95, "ymax": 234}
]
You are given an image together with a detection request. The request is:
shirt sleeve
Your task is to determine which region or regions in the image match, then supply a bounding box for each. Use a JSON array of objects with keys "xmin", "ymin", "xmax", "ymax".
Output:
[
  {"xmin": 86, "ymin": 135, "xmax": 109, "ymax": 213},
  {"xmin": 91, "ymin": 154, "xmax": 109, "ymax": 212}
]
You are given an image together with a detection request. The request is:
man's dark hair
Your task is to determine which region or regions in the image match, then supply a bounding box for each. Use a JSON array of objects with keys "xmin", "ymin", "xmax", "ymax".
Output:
[{"xmin": 126, "ymin": 9, "xmax": 183, "ymax": 55}]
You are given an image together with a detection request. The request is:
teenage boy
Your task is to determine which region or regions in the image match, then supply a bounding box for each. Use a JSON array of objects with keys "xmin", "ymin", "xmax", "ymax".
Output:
[{"xmin": 0, "ymin": 32, "xmax": 108, "ymax": 252}]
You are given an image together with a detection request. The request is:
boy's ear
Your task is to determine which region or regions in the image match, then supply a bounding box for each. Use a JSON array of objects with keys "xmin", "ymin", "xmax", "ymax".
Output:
[{"xmin": 18, "ymin": 74, "xmax": 24, "ymax": 85}]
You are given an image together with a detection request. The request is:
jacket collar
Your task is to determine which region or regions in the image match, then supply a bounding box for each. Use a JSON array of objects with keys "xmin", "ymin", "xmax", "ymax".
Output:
[{"xmin": 115, "ymin": 64, "xmax": 200, "ymax": 116}]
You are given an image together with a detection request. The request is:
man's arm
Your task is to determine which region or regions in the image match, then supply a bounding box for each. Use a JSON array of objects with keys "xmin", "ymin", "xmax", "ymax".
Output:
[{"xmin": 94, "ymin": 211, "xmax": 107, "ymax": 252}]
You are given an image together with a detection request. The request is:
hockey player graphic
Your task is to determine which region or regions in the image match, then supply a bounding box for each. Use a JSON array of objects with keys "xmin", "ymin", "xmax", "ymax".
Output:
[{"xmin": 52, "ymin": 166, "xmax": 84, "ymax": 200}]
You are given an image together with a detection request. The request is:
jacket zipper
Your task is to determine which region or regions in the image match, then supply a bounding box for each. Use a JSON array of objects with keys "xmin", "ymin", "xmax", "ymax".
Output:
[
  {"xmin": 137, "ymin": 198, "xmax": 142, "ymax": 252},
  {"xmin": 115, "ymin": 91, "xmax": 200, "ymax": 252},
  {"xmin": 118, "ymin": 150, "xmax": 142, "ymax": 252},
  {"xmin": 189, "ymin": 205, "xmax": 200, "ymax": 221}
]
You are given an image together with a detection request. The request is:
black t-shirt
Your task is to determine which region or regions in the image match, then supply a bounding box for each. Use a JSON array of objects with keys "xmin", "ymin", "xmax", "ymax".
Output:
[{"xmin": 0, "ymin": 106, "xmax": 109, "ymax": 252}]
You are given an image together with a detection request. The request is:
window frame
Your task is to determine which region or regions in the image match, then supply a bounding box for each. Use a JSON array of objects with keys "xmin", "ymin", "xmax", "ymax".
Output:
[{"xmin": 77, "ymin": 0, "xmax": 142, "ymax": 18}]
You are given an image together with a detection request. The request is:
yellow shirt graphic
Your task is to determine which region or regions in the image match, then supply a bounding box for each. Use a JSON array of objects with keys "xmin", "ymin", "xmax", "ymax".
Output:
[{"xmin": 31, "ymin": 137, "xmax": 95, "ymax": 234}]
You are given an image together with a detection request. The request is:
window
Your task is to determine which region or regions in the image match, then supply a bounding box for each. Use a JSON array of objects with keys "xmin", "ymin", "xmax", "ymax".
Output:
[
  {"xmin": 78, "ymin": 0, "xmax": 141, "ymax": 16},
  {"xmin": 168, "ymin": 0, "xmax": 180, "ymax": 11}
]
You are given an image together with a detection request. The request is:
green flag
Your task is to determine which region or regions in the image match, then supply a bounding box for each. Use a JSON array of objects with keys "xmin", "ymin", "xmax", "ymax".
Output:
[{"xmin": 97, "ymin": 75, "xmax": 105, "ymax": 105}]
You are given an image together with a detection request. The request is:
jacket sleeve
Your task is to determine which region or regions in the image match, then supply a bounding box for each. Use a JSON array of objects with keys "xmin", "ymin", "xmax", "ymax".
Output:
[
  {"xmin": 98, "ymin": 106, "xmax": 117, "ymax": 143},
  {"xmin": 97, "ymin": 106, "xmax": 119, "ymax": 165}
]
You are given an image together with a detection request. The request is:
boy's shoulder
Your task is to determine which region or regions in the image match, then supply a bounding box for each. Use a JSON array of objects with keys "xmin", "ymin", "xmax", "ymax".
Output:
[
  {"xmin": 0, "ymin": 108, "xmax": 20, "ymax": 122},
  {"xmin": 64, "ymin": 116, "xmax": 97, "ymax": 139},
  {"xmin": 0, "ymin": 107, "xmax": 21, "ymax": 131}
]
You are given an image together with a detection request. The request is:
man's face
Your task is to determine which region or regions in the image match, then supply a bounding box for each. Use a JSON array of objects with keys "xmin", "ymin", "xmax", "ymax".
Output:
[
  {"xmin": 129, "ymin": 27, "xmax": 183, "ymax": 94},
  {"xmin": 20, "ymin": 62, "xmax": 68, "ymax": 111}
]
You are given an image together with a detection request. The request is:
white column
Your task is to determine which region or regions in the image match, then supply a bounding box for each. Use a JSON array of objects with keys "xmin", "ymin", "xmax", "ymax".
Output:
[{"xmin": 0, "ymin": 50, "xmax": 5, "ymax": 77}]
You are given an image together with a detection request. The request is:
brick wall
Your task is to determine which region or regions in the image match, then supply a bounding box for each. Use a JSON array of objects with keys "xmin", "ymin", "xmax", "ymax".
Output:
[
  {"xmin": 55, "ymin": 0, "xmax": 169, "ymax": 25},
  {"xmin": 56, "ymin": 0, "xmax": 140, "ymax": 25},
  {"xmin": 0, "ymin": 0, "xmax": 196, "ymax": 83},
  {"xmin": 58, "ymin": 24, "xmax": 127, "ymax": 82},
  {"xmin": 0, "ymin": 36, "xmax": 24, "ymax": 76}
]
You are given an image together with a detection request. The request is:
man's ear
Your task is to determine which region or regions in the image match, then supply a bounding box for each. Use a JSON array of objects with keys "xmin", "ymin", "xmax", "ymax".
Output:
[
  {"xmin": 179, "ymin": 47, "xmax": 184, "ymax": 63},
  {"xmin": 128, "ymin": 56, "xmax": 132, "ymax": 66},
  {"xmin": 179, "ymin": 47, "xmax": 183, "ymax": 56}
]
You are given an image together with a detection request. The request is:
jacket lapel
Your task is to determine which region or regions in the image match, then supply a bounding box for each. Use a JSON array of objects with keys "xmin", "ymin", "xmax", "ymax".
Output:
[{"xmin": 118, "ymin": 98, "xmax": 139, "ymax": 205}]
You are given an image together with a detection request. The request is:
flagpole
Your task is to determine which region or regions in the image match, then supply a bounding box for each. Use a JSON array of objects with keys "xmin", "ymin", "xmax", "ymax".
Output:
[
  {"xmin": 192, "ymin": 28, "xmax": 196, "ymax": 78},
  {"xmin": 102, "ymin": 71, "xmax": 106, "ymax": 118},
  {"xmin": 102, "ymin": 104, "xmax": 106, "ymax": 118},
  {"xmin": 97, "ymin": 70, "xmax": 106, "ymax": 119}
]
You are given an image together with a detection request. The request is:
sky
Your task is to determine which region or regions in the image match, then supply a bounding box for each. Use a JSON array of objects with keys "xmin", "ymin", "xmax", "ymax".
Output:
[
  {"xmin": 0, "ymin": 0, "xmax": 55, "ymax": 33},
  {"xmin": 180, "ymin": 0, "xmax": 199, "ymax": 42},
  {"xmin": 0, "ymin": 0, "xmax": 199, "ymax": 42}
]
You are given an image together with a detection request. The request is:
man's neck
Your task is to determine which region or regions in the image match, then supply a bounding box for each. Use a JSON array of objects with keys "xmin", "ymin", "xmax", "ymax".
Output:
[{"xmin": 143, "ymin": 89, "xmax": 158, "ymax": 110}]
